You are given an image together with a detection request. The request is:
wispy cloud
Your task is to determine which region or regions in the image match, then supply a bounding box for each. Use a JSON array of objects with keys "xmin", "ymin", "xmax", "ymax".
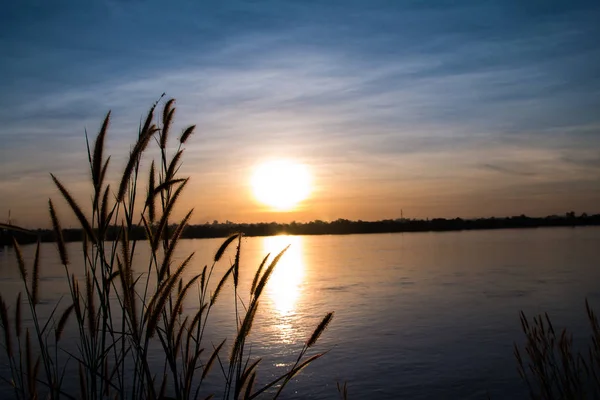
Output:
[
  {"xmin": 1, "ymin": 0, "xmax": 599, "ymax": 225},
  {"xmin": 481, "ymin": 163, "xmax": 537, "ymax": 177}
]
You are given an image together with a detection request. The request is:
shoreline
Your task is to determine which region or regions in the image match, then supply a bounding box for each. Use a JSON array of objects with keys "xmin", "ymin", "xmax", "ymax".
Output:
[{"xmin": 2, "ymin": 214, "xmax": 599, "ymax": 245}]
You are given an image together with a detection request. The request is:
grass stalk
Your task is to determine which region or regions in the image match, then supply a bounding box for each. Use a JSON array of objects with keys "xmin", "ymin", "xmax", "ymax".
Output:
[{"xmin": 0, "ymin": 98, "xmax": 335, "ymax": 400}]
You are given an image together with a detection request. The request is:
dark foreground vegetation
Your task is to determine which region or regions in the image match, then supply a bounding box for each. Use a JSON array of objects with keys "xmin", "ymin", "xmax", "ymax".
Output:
[
  {"xmin": 515, "ymin": 301, "xmax": 600, "ymax": 399},
  {"xmin": 0, "ymin": 99, "xmax": 335, "ymax": 400},
  {"xmin": 2, "ymin": 213, "xmax": 599, "ymax": 246}
]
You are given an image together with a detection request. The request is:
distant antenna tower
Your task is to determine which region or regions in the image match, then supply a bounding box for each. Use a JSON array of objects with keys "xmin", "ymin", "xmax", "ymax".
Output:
[{"xmin": 401, "ymin": 209, "xmax": 403, "ymax": 220}]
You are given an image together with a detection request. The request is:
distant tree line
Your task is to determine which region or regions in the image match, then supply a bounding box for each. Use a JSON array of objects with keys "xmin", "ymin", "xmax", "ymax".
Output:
[{"xmin": 1, "ymin": 212, "xmax": 599, "ymax": 246}]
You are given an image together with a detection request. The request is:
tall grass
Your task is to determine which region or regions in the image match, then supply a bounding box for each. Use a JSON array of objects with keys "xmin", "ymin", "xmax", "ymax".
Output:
[
  {"xmin": 0, "ymin": 98, "xmax": 334, "ymax": 399},
  {"xmin": 515, "ymin": 300, "xmax": 600, "ymax": 399}
]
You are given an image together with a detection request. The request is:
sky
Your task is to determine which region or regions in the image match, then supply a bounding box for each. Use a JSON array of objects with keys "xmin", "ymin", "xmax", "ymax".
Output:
[{"xmin": 1, "ymin": 0, "xmax": 600, "ymax": 227}]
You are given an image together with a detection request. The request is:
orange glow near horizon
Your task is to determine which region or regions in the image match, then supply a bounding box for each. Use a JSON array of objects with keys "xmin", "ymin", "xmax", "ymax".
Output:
[{"xmin": 251, "ymin": 160, "xmax": 311, "ymax": 211}]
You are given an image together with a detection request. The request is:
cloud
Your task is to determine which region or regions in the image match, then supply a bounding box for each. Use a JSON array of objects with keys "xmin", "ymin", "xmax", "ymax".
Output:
[
  {"xmin": 1, "ymin": 0, "xmax": 600, "ymax": 225},
  {"xmin": 481, "ymin": 163, "xmax": 537, "ymax": 177}
]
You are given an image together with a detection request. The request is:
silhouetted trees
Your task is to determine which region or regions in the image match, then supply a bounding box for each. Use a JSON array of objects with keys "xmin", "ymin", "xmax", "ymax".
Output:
[{"xmin": 2, "ymin": 212, "xmax": 599, "ymax": 246}]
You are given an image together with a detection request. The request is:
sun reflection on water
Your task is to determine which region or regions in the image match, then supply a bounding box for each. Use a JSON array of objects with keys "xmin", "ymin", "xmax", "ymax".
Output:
[{"xmin": 262, "ymin": 235, "xmax": 305, "ymax": 318}]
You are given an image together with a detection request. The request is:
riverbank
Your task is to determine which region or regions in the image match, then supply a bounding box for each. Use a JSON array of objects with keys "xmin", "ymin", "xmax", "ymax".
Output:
[{"xmin": 2, "ymin": 213, "xmax": 598, "ymax": 245}]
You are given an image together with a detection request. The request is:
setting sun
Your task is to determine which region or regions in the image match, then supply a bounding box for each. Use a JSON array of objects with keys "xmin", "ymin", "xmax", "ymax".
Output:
[{"xmin": 251, "ymin": 160, "xmax": 311, "ymax": 211}]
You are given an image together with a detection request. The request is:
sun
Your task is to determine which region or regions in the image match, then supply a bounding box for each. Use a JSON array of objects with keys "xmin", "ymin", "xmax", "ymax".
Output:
[{"xmin": 251, "ymin": 160, "xmax": 311, "ymax": 211}]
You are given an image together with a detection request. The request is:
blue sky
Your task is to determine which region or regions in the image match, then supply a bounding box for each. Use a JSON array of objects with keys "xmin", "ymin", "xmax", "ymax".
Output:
[{"xmin": 1, "ymin": 0, "xmax": 599, "ymax": 226}]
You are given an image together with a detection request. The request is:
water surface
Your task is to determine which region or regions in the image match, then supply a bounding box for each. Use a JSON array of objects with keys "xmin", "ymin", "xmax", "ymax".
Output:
[{"xmin": 1, "ymin": 227, "xmax": 599, "ymax": 399}]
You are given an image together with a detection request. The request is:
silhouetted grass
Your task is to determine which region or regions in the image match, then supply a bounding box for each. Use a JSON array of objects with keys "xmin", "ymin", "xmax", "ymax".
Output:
[
  {"xmin": 0, "ymin": 99, "xmax": 334, "ymax": 399},
  {"xmin": 515, "ymin": 300, "xmax": 600, "ymax": 399}
]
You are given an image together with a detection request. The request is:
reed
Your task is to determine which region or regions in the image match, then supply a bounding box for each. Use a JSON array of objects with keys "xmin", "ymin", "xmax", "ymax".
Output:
[
  {"xmin": 0, "ymin": 98, "xmax": 335, "ymax": 400},
  {"xmin": 31, "ymin": 241, "xmax": 40, "ymax": 306},
  {"xmin": 515, "ymin": 300, "xmax": 600, "ymax": 399}
]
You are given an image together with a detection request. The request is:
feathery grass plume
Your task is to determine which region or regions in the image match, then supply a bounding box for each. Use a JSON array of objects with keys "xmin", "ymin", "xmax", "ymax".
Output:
[
  {"xmin": 173, "ymin": 316, "xmax": 189, "ymax": 360},
  {"xmin": 307, "ymin": 312, "xmax": 334, "ymax": 348},
  {"xmin": 91, "ymin": 112, "xmax": 111, "ymax": 212},
  {"xmin": 55, "ymin": 304, "xmax": 75, "ymax": 342},
  {"xmin": 159, "ymin": 208, "xmax": 194, "ymax": 281},
  {"xmin": 148, "ymin": 178, "xmax": 187, "ymax": 207},
  {"xmin": 167, "ymin": 274, "xmax": 201, "ymax": 338},
  {"xmin": 180, "ymin": 125, "xmax": 195, "ymax": 144},
  {"xmin": 31, "ymin": 240, "xmax": 40, "ymax": 306},
  {"xmin": 71, "ymin": 274, "xmax": 82, "ymax": 322},
  {"xmin": 108, "ymin": 270, "xmax": 121, "ymax": 285},
  {"xmin": 211, "ymin": 265, "xmax": 234, "ymax": 306},
  {"xmin": 515, "ymin": 308, "xmax": 592, "ymax": 399},
  {"xmin": 85, "ymin": 273, "xmax": 96, "ymax": 338},
  {"xmin": 92, "ymin": 111, "xmax": 110, "ymax": 188},
  {"xmin": 186, "ymin": 305, "xmax": 207, "ymax": 362},
  {"xmin": 49, "ymin": 199, "xmax": 69, "ymax": 266},
  {"xmin": 50, "ymin": 174, "xmax": 96, "ymax": 242},
  {"xmin": 99, "ymin": 156, "xmax": 110, "ymax": 191},
  {"xmin": 15, "ymin": 292, "xmax": 21, "ymax": 338},
  {"xmin": 10, "ymin": 237, "xmax": 27, "ymax": 283},
  {"xmin": 214, "ymin": 233, "xmax": 240, "ymax": 263},
  {"xmin": 251, "ymin": 253, "xmax": 270, "ymax": 296},
  {"xmin": 233, "ymin": 233, "xmax": 242, "ymax": 288},
  {"xmin": 166, "ymin": 149, "xmax": 184, "ymax": 182},
  {"xmin": 0, "ymin": 294, "xmax": 12, "ymax": 357},
  {"xmin": 120, "ymin": 226, "xmax": 131, "ymax": 279},
  {"xmin": 151, "ymin": 179, "xmax": 188, "ymax": 252},
  {"xmin": 230, "ymin": 301, "xmax": 259, "ymax": 364},
  {"xmin": 141, "ymin": 100, "xmax": 157, "ymax": 138},
  {"xmin": 188, "ymin": 304, "xmax": 207, "ymax": 338},
  {"xmin": 100, "ymin": 184, "xmax": 111, "ymax": 231},
  {"xmin": 146, "ymin": 255, "xmax": 193, "ymax": 339},
  {"xmin": 0, "ymin": 99, "xmax": 339, "ymax": 400},
  {"xmin": 146, "ymin": 253, "xmax": 190, "ymax": 315},
  {"xmin": 200, "ymin": 265, "xmax": 207, "ymax": 292},
  {"xmin": 141, "ymin": 215, "xmax": 155, "ymax": 250},
  {"xmin": 116, "ymin": 257, "xmax": 129, "ymax": 302},
  {"xmin": 202, "ymin": 339, "xmax": 226, "ymax": 380},
  {"xmin": 117, "ymin": 121, "xmax": 157, "ymax": 202},
  {"xmin": 253, "ymin": 245, "xmax": 290, "ymax": 300},
  {"xmin": 117, "ymin": 257, "xmax": 138, "ymax": 338},
  {"xmin": 147, "ymin": 160, "xmax": 156, "ymax": 223},
  {"xmin": 163, "ymin": 98, "xmax": 175, "ymax": 121},
  {"xmin": 161, "ymin": 99, "xmax": 175, "ymax": 149}
]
